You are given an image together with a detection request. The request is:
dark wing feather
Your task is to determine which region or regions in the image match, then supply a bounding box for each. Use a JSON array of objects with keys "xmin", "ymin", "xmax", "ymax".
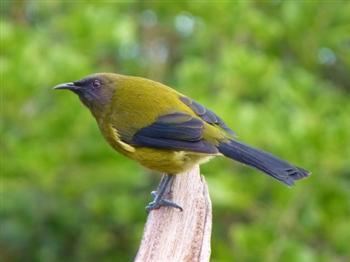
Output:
[
  {"xmin": 180, "ymin": 96, "xmax": 236, "ymax": 136},
  {"xmin": 132, "ymin": 112, "xmax": 218, "ymax": 154}
]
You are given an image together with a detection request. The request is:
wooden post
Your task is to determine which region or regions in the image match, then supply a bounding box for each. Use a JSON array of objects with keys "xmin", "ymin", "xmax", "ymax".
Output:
[{"xmin": 135, "ymin": 165, "xmax": 212, "ymax": 262}]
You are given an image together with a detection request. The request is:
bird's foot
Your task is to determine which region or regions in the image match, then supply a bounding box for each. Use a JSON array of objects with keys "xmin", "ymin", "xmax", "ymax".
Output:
[
  {"xmin": 146, "ymin": 192, "xmax": 183, "ymax": 212},
  {"xmin": 146, "ymin": 175, "xmax": 183, "ymax": 212}
]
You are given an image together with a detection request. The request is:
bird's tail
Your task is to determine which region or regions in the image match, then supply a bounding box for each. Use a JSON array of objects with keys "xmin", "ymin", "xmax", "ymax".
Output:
[{"xmin": 217, "ymin": 140, "xmax": 310, "ymax": 186}]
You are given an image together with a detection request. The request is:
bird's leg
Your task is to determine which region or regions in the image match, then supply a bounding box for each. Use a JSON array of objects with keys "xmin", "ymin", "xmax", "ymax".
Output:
[{"xmin": 146, "ymin": 174, "xmax": 183, "ymax": 212}]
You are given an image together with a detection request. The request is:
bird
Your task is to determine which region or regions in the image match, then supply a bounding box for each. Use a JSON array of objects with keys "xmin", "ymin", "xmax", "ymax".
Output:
[{"xmin": 54, "ymin": 73, "xmax": 310, "ymax": 211}]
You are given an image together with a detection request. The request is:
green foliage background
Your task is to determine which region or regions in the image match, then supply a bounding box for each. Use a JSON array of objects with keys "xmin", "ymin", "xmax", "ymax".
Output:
[{"xmin": 1, "ymin": 1, "xmax": 350, "ymax": 261}]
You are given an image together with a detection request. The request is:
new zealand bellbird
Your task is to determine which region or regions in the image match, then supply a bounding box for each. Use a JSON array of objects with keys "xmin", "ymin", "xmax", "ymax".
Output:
[{"xmin": 54, "ymin": 73, "xmax": 310, "ymax": 211}]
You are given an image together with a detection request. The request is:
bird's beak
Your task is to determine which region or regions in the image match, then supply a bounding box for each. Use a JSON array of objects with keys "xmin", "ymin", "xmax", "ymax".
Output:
[{"xmin": 53, "ymin": 82, "xmax": 78, "ymax": 91}]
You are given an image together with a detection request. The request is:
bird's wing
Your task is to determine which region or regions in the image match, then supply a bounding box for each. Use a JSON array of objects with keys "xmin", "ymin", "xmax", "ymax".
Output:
[
  {"xmin": 131, "ymin": 112, "xmax": 218, "ymax": 154},
  {"xmin": 179, "ymin": 96, "xmax": 236, "ymax": 137}
]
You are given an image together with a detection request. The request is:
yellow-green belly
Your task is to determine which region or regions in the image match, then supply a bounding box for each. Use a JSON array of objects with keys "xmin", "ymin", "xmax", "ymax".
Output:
[{"xmin": 131, "ymin": 148, "xmax": 216, "ymax": 174}]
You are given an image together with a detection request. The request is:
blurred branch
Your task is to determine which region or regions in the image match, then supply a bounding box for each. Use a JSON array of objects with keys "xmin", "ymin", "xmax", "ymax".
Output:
[{"xmin": 135, "ymin": 165, "xmax": 212, "ymax": 262}]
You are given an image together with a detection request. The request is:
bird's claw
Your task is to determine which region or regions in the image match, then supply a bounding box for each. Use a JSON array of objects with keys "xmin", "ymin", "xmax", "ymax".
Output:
[
  {"xmin": 150, "ymin": 191, "xmax": 157, "ymax": 198},
  {"xmin": 159, "ymin": 199, "xmax": 183, "ymax": 211},
  {"xmin": 146, "ymin": 199, "xmax": 183, "ymax": 212},
  {"xmin": 146, "ymin": 194, "xmax": 183, "ymax": 212},
  {"xmin": 146, "ymin": 174, "xmax": 183, "ymax": 212}
]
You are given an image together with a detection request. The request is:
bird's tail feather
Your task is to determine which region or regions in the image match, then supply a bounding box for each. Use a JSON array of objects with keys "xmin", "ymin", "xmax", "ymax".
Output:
[{"xmin": 217, "ymin": 140, "xmax": 310, "ymax": 186}]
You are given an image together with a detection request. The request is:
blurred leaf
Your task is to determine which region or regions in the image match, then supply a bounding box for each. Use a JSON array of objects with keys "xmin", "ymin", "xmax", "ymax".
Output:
[{"xmin": 1, "ymin": 1, "xmax": 350, "ymax": 261}]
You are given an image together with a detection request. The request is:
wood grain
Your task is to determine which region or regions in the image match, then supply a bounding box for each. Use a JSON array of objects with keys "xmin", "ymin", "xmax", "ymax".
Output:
[{"xmin": 135, "ymin": 165, "xmax": 212, "ymax": 262}]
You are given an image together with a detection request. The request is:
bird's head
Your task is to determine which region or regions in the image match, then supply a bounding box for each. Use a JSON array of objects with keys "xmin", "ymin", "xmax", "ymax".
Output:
[{"xmin": 54, "ymin": 73, "xmax": 118, "ymax": 116}]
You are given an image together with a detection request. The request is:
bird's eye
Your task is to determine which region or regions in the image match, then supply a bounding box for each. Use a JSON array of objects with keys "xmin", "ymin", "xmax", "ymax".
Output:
[{"xmin": 92, "ymin": 79, "xmax": 101, "ymax": 88}]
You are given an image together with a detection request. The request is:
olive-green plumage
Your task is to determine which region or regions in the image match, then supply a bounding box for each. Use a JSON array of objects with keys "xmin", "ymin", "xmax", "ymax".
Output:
[
  {"xmin": 87, "ymin": 73, "xmax": 227, "ymax": 174},
  {"xmin": 54, "ymin": 73, "xmax": 310, "ymax": 186}
]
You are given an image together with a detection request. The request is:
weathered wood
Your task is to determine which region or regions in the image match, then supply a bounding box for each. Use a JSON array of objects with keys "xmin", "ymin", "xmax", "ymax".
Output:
[{"xmin": 135, "ymin": 165, "xmax": 212, "ymax": 262}]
